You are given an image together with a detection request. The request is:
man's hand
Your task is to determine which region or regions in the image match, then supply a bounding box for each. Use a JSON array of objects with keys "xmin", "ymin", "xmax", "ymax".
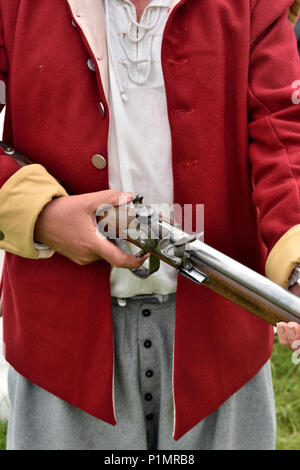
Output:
[
  {"xmin": 277, "ymin": 284, "xmax": 300, "ymax": 349},
  {"xmin": 34, "ymin": 189, "xmax": 149, "ymax": 268}
]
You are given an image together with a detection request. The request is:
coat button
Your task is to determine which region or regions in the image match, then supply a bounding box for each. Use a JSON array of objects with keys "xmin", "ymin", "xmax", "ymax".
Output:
[
  {"xmin": 87, "ymin": 58, "xmax": 96, "ymax": 72},
  {"xmin": 142, "ymin": 309, "xmax": 151, "ymax": 317},
  {"xmin": 72, "ymin": 20, "xmax": 77, "ymax": 28},
  {"xmin": 145, "ymin": 393, "xmax": 153, "ymax": 401},
  {"xmin": 144, "ymin": 340, "xmax": 152, "ymax": 348},
  {"xmin": 145, "ymin": 370, "xmax": 153, "ymax": 378},
  {"xmin": 92, "ymin": 154, "xmax": 107, "ymax": 170},
  {"xmin": 99, "ymin": 102, "xmax": 106, "ymax": 118},
  {"xmin": 146, "ymin": 413, "xmax": 154, "ymax": 420},
  {"xmin": 0, "ymin": 231, "xmax": 4, "ymax": 241}
]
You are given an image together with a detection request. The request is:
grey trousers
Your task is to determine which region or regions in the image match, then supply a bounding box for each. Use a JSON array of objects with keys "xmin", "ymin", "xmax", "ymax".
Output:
[{"xmin": 6, "ymin": 294, "xmax": 276, "ymax": 450}]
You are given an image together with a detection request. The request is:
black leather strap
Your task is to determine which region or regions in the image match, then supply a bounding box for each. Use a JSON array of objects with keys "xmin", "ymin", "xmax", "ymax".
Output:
[{"xmin": 0, "ymin": 141, "xmax": 33, "ymax": 167}]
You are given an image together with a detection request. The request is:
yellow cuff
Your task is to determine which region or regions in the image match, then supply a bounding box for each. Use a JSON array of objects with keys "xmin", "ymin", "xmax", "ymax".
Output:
[
  {"xmin": 0, "ymin": 164, "xmax": 67, "ymax": 259},
  {"xmin": 289, "ymin": 0, "xmax": 300, "ymax": 27},
  {"xmin": 265, "ymin": 224, "xmax": 300, "ymax": 289}
]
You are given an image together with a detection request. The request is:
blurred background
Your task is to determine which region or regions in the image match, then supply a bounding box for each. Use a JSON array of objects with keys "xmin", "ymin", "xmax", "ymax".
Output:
[{"xmin": 295, "ymin": 20, "xmax": 300, "ymax": 54}]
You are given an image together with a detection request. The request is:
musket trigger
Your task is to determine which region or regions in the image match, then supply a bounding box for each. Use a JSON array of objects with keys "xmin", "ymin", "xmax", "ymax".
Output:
[
  {"xmin": 114, "ymin": 239, "xmax": 160, "ymax": 279},
  {"xmin": 131, "ymin": 252, "xmax": 160, "ymax": 279}
]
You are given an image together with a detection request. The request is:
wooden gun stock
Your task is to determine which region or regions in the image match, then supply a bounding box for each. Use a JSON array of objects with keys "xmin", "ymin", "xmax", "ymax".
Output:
[{"xmin": 190, "ymin": 256, "xmax": 300, "ymax": 326}]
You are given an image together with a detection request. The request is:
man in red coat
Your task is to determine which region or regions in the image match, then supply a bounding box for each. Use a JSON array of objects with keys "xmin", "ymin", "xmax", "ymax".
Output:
[{"xmin": 1, "ymin": 0, "xmax": 300, "ymax": 449}]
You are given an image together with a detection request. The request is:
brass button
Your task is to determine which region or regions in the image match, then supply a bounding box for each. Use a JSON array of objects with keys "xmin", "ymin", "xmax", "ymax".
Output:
[
  {"xmin": 0, "ymin": 231, "xmax": 4, "ymax": 241},
  {"xmin": 99, "ymin": 101, "xmax": 106, "ymax": 118},
  {"xmin": 92, "ymin": 154, "xmax": 107, "ymax": 170}
]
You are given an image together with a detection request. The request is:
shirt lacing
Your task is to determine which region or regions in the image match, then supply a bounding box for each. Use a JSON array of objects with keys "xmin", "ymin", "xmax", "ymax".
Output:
[{"xmin": 105, "ymin": 0, "xmax": 165, "ymax": 101}]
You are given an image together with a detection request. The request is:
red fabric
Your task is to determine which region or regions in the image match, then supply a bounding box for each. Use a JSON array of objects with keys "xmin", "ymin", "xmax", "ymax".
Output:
[
  {"xmin": 0, "ymin": 0, "xmax": 299, "ymax": 439},
  {"xmin": 0, "ymin": 6, "xmax": 18, "ymax": 185}
]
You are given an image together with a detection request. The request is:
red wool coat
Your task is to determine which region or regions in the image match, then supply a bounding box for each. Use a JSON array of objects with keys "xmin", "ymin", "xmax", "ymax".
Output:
[{"xmin": 0, "ymin": 0, "xmax": 300, "ymax": 440}]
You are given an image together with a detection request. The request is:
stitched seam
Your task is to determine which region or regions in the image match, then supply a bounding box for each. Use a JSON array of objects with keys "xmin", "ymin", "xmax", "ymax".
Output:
[
  {"xmin": 250, "ymin": 0, "xmax": 260, "ymax": 16},
  {"xmin": 174, "ymin": 108, "xmax": 194, "ymax": 115},
  {"xmin": 167, "ymin": 58, "xmax": 189, "ymax": 65},
  {"xmin": 180, "ymin": 159, "xmax": 198, "ymax": 166}
]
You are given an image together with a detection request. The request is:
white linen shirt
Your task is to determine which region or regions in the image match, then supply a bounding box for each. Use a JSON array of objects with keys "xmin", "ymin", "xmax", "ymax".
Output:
[{"xmin": 105, "ymin": 0, "xmax": 178, "ymax": 298}]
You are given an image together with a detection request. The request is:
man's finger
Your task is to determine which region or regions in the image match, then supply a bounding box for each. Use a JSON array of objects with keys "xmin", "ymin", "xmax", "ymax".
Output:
[
  {"xmin": 94, "ymin": 237, "xmax": 149, "ymax": 269},
  {"xmin": 285, "ymin": 323, "xmax": 298, "ymax": 344},
  {"xmin": 289, "ymin": 284, "xmax": 300, "ymax": 296},
  {"xmin": 276, "ymin": 323, "xmax": 290, "ymax": 347}
]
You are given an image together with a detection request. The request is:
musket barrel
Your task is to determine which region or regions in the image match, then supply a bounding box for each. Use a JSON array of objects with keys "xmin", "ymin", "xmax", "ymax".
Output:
[
  {"xmin": 98, "ymin": 202, "xmax": 300, "ymax": 325},
  {"xmin": 190, "ymin": 240, "xmax": 300, "ymax": 322}
]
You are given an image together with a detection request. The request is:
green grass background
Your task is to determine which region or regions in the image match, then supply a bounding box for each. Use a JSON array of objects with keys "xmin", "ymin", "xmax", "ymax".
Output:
[
  {"xmin": 0, "ymin": 421, "xmax": 6, "ymax": 450},
  {"xmin": 272, "ymin": 336, "xmax": 300, "ymax": 450},
  {"xmin": 0, "ymin": 336, "xmax": 299, "ymax": 450}
]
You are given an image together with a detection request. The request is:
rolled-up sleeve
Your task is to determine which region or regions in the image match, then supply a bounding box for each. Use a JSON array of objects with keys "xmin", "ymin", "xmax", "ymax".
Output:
[{"xmin": 0, "ymin": 165, "xmax": 67, "ymax": 258}]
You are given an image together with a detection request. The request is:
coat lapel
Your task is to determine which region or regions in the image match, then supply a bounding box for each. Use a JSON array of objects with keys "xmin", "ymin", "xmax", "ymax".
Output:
[
  {"xmin": 169, "ymin": 0, "xmax": 182, "ymax": 13},
  {"xmin": 66, "ymin": 0, "xmax": 109, "ymax": 100},
  {"xmin": 65, "ymin": 0, "xmax": 185, "ymax": 101}
]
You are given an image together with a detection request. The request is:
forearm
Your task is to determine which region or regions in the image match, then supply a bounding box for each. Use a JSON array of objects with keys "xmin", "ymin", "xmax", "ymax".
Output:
[{"xmin": 0, "ymin": 142, "xmax": 68, "ymax": 258}]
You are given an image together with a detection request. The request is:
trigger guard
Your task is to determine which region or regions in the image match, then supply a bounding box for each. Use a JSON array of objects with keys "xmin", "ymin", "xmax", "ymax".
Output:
[
  {"xmin": 114, "ymin": 239, "xmax": 160, "ymax": 279},
  {"xmin": 131, "ymin": 253, "xmax": 160, "ymax": 279}
]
